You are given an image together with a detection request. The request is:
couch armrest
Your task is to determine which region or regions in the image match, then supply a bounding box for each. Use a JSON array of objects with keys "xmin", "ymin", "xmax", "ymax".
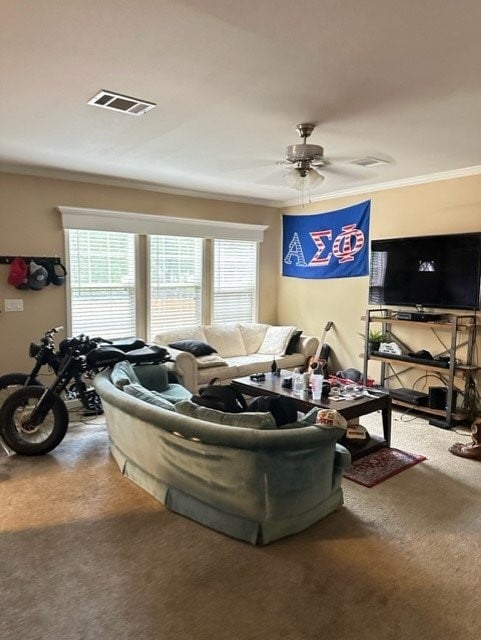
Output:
[
  {"xmin": 157, "ymin": 346, "xmax": 198, "ymax": 392},
  {"xmin": 333, "ymin": 443, "xmax": 351, "ymax": 491},
  {"xmin": 297, "ymin": 335, "xmax": 319, "ymax": 359},
  {"xmin": 334, "ymin": 443, "xmax": 351, "ymax": 469}
]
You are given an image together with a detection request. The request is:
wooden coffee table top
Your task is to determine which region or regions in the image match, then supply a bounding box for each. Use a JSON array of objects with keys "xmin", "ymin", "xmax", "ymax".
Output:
[
  {"xmin": 232, "ymin": 372, "xmax": 390, "ymax": 421},
  {"xmin": 232, "ymin": 372, "xmax": 392, "ymax": 459}
]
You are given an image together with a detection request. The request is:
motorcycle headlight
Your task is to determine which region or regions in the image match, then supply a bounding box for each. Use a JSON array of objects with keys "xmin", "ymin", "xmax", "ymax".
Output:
[{"xmin": 29, "ymin": 342, "xmax": 42, "ymax": 358}]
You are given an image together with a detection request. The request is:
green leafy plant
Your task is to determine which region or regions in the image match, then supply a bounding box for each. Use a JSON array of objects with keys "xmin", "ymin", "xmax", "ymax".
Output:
[
  {"xmin": 358, "ymin": 329, "xmax": 389, "ymax": 343},
  {"xmin": 367, "ymin": 329, "xmax": 388, "ymax": 343}
]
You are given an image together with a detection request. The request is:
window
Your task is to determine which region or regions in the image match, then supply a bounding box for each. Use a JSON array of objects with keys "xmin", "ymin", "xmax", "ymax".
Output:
[
  {"xmin": 68, "ymin": 230, "xmax": 136, "ymax": 338},
  {"xmin": 212, "ymin": 239, "xmax": 257, "ymax": 323},
  {"xmin": 148, "ymin": 235, "xmax": 203, "ymax": 338},
  {"xmin": 61, "ymin": 207, "xmax": 267, "ymax": 340}
]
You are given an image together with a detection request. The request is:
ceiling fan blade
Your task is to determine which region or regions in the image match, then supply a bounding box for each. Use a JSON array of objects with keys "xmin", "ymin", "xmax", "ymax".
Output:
[
  {"xmin": 223, "ymin": 157, "xmax": 279, "ymax": 175},
  {"xmin": 320, "ymin": 163, "xmax": 367, "ymax": 178}
]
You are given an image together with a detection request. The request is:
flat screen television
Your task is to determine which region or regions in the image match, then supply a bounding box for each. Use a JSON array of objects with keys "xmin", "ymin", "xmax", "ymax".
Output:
[{"xmin": 369, "ymin": 232, "xmax": 481, "ymax": 310}]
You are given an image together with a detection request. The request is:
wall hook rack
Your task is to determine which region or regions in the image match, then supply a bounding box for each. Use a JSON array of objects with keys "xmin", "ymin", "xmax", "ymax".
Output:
[{"xmin": 0, "ymin": 256, "xmax": 62, "ymax": 265}]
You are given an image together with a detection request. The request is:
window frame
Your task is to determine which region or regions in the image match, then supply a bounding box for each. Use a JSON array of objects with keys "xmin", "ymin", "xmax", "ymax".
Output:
[{"xmin": 60, "ymin": 206, "xmax": 268, "ymax": 338}]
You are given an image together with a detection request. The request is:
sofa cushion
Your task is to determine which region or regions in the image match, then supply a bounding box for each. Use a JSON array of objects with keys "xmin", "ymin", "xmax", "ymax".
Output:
[
  {"xmin": 158, "ymin": 383, "xmax": 192, "ymax": 403},
  {"xmin": 134, "ymin": 363, "xmax": 170, "ymax": 392},
  {"xmin": 168, "ymin": 339, "xmax": 217, "ymax": 357},
  {"xmin": 175, "ymin": 400, "xmax": 277, "ymax": 430},
  {"xmin": 257, "ymin": 326, "xmax": 296, "ymax": 355},
  {"xmin": 198, "ymin": 363, "xmax": 240, "ymax": 386},
  {"xmin": 196, "ymin": 354, "xmax": 229, "ymax": 369},
  {"xmin": 154, "ymin": 325, "xmax": 207, "ymax": 346},
  {"xmin": 285, "ymin": 330, "xmax": 303, "ymax": 355},
  {"xmin": 238, "ymin": 323, "xmax": 269, "ymax": 354},
  {"xmin": 204, "ymin": 323, "xmax": 247, "ymax": 357},
  {"xmin": 111, "ymin": 361, "xmax": 140, "ymax": 389},
  {"xmin": 123, "ymin": 383, "xmax": 175, "ymax": 410}
]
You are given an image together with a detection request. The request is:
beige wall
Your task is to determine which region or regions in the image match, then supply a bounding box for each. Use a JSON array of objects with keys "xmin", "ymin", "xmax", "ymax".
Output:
[
  {"xmin": 0, "ymin": 172, "xmax": 280, "ymax": 373},
  {"xmin": 278, "ymin": 174, "xmax": 481, "ymax": 387},
  {"xmin": 1, "ymin": 170, "xmax": 480, "ymax": 387}
]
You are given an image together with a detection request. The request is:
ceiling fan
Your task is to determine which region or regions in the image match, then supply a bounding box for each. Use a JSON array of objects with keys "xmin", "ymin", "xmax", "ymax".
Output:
[{"xmin": 279, "ymin": 123, "xmax": 330, "ymax": 191}]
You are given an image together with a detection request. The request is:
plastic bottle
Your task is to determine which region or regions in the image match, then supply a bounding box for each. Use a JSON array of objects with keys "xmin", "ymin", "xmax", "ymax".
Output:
[{"xmin": 293, "ymin": 368, "xmax": 304, "ymax": 394}]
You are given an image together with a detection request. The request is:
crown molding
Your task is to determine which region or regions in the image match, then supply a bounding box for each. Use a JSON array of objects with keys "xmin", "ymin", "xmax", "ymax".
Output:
[
  {"xmin": 275, "ymin": 165, "xmax": 481, "ymax": 208},
  {"xmin": 3, "ymin": 162, "xmax": 481, "ymax": 211}
]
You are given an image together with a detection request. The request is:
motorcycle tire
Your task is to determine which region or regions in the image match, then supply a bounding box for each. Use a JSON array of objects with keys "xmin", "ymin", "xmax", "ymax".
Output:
[
  {"xmin": 0, "ymin": 372, "xmax": 43, "ymax": 409},
  {"xmin": 0, "ymin": 386, "xmax": 69, "ymax": 456}
]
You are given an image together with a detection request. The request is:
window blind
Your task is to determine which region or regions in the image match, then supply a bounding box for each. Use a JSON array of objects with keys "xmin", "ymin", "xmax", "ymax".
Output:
[
  {"xmin": 149, "ymin": 235, "xmax": 203, "ymax": 339},
  {"xmin": 68, "ymin": 230, "xmax": 136, "ymax": 338},
  {"xmin": 212, "ymin": 239, "xmax": 257, "ymax": 323}
]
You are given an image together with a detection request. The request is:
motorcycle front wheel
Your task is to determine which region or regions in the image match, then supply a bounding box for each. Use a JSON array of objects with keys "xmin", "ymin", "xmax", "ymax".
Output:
[
  {"xmin": 0, "ymin": 372, "xmax": 42, "ymax": 409},
  {"xmin": 0, "ymin": 386, "xmax": 69, "ymax": 455}
]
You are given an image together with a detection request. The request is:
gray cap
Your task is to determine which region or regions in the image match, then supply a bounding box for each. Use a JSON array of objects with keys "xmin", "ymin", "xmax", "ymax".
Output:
[{"xmin": 27, "ymin": 260, "xmax": 48, "ymax": 290}]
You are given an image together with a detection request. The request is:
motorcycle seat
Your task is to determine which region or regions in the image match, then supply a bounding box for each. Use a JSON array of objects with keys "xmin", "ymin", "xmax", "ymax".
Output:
[
  {"xmin": 125, "ymin": 345, "xmax": 170, "ymax": 364},
  {"xmin": 109, "ymin": 337, "xmax": 146, "ymax": 352}
]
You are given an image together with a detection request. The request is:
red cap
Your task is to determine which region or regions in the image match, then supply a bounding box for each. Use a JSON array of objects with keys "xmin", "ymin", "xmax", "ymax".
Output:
[{"xmin": 7, "ymin": 257, "xmax": 28, "ymax": 287}]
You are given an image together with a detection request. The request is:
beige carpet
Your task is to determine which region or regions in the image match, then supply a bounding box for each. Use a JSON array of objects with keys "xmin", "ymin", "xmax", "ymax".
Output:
[{"xmin": 0, "ymin": 409, "xmax": 479, "ymax": 640}]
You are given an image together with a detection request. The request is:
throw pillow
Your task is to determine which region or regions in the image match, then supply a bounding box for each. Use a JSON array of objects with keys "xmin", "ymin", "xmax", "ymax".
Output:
[
  {"xmin": 285, "ymin": 330, "xmax": 303, "ymax": 355},
  {"xmin": 111, "ymin": 361, "xmax": 140, "ymax": 389},
  {"xmin": 175, "ymin": 400, "xmax": 277, "ymax": 430},
  {"xmin": 168, "ymin": 339, "xmax": 217, "ymax": 357},
  {"xmin": 257, "ymin": 326, "xmax": 296, "ymax": 356},
  {"xmin": 123, "ymin": 383, "xmax": 175, "ymax": 411},
  {"xmin": 203, "ymin": 324, "xmax": 247, "ymax": 357},
  {"xmin": 238, "ymin": 323, "xmax": 269, "ymax": 354}
]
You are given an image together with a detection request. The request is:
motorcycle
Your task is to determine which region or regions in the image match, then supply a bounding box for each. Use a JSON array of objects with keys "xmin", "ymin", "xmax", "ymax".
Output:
[
  {"xmin": 0, "ymin": 335, "xmax": 170, "ymax": 456},
  {"xmin": 0, "ymin": 326, "xmax": 146, "ymax": 415}
]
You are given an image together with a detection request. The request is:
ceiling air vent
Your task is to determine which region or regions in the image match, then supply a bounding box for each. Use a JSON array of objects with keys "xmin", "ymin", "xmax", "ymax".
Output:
[
  {"xmin": 350, "ymin": 156, "xmax": 390, "ymax": 167},
  {"xmin": 88, "ymin": 90, "xmax": 156, "ymax": 116}
]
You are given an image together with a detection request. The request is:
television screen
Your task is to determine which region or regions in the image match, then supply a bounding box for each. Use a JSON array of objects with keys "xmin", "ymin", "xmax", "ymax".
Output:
[{"xmin": 369, "ymin": 232, "xmax": 481, "ymax": 310}]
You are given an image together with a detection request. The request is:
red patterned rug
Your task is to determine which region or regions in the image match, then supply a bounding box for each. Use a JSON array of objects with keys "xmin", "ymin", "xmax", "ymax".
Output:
[{"xmin": 343, "ymin": 447, "xmax": 427, "ymax": 487}]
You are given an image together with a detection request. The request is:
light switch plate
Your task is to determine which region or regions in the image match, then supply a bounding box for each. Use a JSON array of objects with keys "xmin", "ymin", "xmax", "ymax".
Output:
[{"xmin": 4, "ymin": 298, "xmax": 24, "ymax": 312}]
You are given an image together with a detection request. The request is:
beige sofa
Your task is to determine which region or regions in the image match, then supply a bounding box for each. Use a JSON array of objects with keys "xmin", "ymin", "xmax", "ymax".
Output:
[{"xmin": 153, "ymin": 322, "xmax": 318, "ymax": 392}]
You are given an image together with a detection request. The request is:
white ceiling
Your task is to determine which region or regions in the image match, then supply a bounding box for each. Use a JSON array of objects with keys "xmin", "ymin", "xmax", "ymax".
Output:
[{"xmin": 1, "ymin": 0, "xmax": 481, "ymax": 207}]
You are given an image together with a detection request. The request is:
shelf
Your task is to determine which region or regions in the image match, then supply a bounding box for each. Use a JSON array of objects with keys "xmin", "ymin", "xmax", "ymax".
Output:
[
  {"xmin": 390, "ymin": 399, "xmax": 467, "ymax": 422},
  {"xmin": 368, "ymin": 354, "xmax": 478, "ymax": 378},
  {"xmin": 362, "ymin": 314, "xmax": 477, "ymax": 331}
]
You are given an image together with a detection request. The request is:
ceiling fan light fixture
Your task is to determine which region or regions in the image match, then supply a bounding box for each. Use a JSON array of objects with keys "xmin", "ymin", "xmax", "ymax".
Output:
[{"xmin": 285, "ymin": 166, "xmax": 325, "ymax": 191}]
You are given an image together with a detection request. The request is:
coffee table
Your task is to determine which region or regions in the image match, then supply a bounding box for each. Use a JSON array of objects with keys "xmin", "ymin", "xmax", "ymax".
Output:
[{"xmin": 232, "ymin": 372, "xmax": 392, "ymax": 460}]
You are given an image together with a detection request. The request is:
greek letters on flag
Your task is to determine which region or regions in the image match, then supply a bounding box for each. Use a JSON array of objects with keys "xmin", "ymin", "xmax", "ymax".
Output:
[{"xmin": 282, "ymin": 200, "xmax": 370, "ymax": 279}]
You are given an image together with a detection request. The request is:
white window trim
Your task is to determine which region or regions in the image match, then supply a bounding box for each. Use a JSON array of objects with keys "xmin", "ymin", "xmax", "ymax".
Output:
[{"xmin": 57, "ymin": 206, "xmax": 268, "ymax": 242}]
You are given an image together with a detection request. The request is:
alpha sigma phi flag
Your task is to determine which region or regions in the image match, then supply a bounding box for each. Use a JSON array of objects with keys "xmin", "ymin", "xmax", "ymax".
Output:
[{"xmin": 282, "ymin": 200, "xmax": 370, "ymax": 279}]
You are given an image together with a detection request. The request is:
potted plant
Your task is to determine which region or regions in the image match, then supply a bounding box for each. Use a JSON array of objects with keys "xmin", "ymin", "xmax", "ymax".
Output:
[
  {"xmin": 359, "ymin": 329, "xmax": 388, "ymax": 354},
  {"xmin": 366, "ymin": 329, "xmax": 388, "ymax": 353}
]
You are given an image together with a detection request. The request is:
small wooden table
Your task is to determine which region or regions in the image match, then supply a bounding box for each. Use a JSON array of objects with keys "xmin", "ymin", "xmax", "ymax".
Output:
[{"xmin": 232, "ymin": 373, "xmax": 392, "ymax": 460}]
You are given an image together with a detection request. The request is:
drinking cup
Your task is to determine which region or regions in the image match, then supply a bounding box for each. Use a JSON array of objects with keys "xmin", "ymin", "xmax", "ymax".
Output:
[{"xmin": 311, "ymin": 374, "xmax": 324, "ymax": 400}]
